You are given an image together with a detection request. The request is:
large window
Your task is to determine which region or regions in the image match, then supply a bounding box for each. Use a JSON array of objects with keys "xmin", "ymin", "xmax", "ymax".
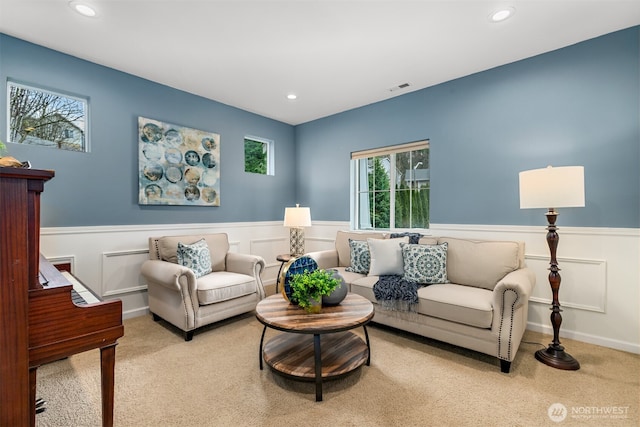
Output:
[
  {"xmin": 7, "ymin": 81, "xmax": 89, "ymax": 152},
  {"xmin": 352, "ymin": 140, "xmax": 429, "ymax": 230},
  {"xmin": 244, "ymin": 136, "xmax": 274, "ymax": 175}
]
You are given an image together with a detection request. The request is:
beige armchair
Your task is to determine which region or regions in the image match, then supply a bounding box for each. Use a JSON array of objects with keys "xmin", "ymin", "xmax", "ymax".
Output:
[{"xmin": 141, "ymin": 233, "xmax": 265, "ymax": 341}]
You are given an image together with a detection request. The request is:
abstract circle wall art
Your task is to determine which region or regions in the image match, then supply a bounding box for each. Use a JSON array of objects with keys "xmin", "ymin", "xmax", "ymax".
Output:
[{"xmin": 138, "ymin": 117, "xmax": 220, "ymax": 206}]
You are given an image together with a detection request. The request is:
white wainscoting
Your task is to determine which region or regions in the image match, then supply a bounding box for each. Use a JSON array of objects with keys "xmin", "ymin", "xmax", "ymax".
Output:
[
  {"xmin": 40, "ymin": 221, "xmax": 639, "ymax": 354},
  {"xmin": 102, "ymin": 249, "xmax": 149, "ymax": 298},
  {"xmin": 249, "ymin": 236, "xmax": 289, "ymax": 285},
  {"xmin": 526, "ymin": 254, "xmax": 607, "ymax": 313}
]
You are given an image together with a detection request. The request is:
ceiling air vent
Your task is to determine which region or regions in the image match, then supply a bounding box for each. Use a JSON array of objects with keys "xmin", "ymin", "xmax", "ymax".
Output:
[{"xmin": 388, "ymin": 83, "xmax": 411, "ymax": 92}]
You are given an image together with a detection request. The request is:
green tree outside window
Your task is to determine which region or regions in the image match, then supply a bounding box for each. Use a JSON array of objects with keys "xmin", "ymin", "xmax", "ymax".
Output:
[
  {"xmin": 244, "ymin": 138, "xmax": 268, "ymax": 174},
  {"xmin": 354, "ymin": 142, "xmax": 429, "ymax": 230}
]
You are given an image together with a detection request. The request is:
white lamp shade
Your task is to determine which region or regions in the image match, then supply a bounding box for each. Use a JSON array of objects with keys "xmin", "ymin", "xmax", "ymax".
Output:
[
  {"xmin": 283, "ymin": 205, "xmax": 312, "ymax": 227},
  {"xmin": 519, "ymin": 166, "xmax": 585, "ymax": 209}
]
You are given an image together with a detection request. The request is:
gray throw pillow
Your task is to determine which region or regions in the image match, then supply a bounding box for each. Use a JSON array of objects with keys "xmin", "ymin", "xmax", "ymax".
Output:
[
  {"xmin": 401, "ymin": 242, "xmax": 449, "ymax": 284},
  {"xmin": 177, "ymin": 239, "xmax": 213, "ymax": 278},
  {"xmin": 367, "ymin": 237, "xmax": 409, "ymax": 276},
  {"xmin": 345, "ymin": 239, "xmax": 370, "ymax": 274}
]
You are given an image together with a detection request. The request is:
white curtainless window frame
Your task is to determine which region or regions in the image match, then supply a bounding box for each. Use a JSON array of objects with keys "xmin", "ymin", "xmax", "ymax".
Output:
[
  {"xmin": 351, "ymin": 140, "xmax": 430, "ymax": 231},
  {"xmin": 7, "ymin": 80, "xmax": 90, "ymax": 152},
  {"xmin": 244, "ymin": 135, "xmax": 274, "ymax": 176}
]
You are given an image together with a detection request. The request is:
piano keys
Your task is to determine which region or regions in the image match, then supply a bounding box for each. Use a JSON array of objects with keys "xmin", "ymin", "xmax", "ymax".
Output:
[
  {"xmin": 45, "ymin": 270, "xmax": 101, "ymax": 305},
  {"xmin": 38, "ymin": 263, "xmax": 100, "ymax": 305}
]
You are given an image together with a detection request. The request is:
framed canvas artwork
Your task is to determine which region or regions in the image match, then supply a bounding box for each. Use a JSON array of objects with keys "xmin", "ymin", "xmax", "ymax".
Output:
[{"xmin": 138, "ymin": 117, "xmax": 220, "ymax": 206}]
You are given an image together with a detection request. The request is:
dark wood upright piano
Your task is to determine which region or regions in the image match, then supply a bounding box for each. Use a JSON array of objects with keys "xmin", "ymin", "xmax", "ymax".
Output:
[{"xmin": 0, "ymin": 167, "xmax": 124, "ymax": 426}]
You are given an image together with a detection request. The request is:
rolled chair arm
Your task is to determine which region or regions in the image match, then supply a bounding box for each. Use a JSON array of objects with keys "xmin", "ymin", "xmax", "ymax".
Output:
[
  {"xmin": 226, "ymin": 252, "xmax": 266, "ymax": 299},
  {"xmin": 305, "ymin": 249, "xmax": 339, "ymax": 270},
  {"xmin": 141, "ymin": 259, "xmax": 197, "ymax": 292}
]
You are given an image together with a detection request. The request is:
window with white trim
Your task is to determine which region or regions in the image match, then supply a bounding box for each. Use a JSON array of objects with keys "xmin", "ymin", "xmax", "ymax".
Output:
[
  {"xmin": 244, "ymin": 136, "xmax": 274, "ymax": 175},
  {"xmin": 7, "ymin": 81, "xmax": 89, "ymax": 152},
  {"xmin": 351, "ymin": 140, "xmax": 430, "ymax": 230}
]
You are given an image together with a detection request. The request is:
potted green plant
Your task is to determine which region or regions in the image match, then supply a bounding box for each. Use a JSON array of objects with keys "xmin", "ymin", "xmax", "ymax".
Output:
[{"xmin": 289, "ymin": 269, "xmax": 340, "ymax": 314}]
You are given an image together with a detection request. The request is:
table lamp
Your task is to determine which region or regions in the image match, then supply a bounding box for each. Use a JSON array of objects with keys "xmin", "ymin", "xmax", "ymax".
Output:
[
  {"xmin": 283, "ymin": 204, "xmax": 311, "ymax": 256},
  {"xmin": 519, "ymin": 165, "xmax": 585, "ymax": 370}
]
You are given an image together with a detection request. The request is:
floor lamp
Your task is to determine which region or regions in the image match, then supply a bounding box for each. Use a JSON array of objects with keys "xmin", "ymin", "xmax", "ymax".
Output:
[
  {"xmin": 519, "ymin": 165, "xmax": 585, "ymax": 371},
  {"xmin": 283, "ymin": 204, "xmax": 312, "ymax": 257}
]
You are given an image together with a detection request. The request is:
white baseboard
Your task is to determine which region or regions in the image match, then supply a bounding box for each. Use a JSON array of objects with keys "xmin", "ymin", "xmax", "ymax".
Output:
[
  {"xmin": 123, "ymin": 306, "xmax": 149, "ymax": 320},
  {"xmin": 526, "ymin": 322, "xmax": 640, "ymax": 354}
]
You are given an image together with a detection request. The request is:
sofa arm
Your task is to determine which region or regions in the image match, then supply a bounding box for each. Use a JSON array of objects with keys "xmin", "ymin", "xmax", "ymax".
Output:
[
  {"xmin": 305, "ymin": 249, "xmax": 339, "ymax": 270},
  {"xmin": 492, "ymin": 267, "xmax": 536, "ymax": 363},
  {"xmin": 493, "ymin": 267, "xmax": 536, "ymax": 310},
  {"xmin": 226, "ymin": 252, "xmax": 266, "ymax": 299}
]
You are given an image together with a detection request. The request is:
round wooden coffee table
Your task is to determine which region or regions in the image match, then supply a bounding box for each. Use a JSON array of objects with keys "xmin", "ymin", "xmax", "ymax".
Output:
[{"xmin": 256, "ymin": 293, "xmax": 374, "ymax": 401}]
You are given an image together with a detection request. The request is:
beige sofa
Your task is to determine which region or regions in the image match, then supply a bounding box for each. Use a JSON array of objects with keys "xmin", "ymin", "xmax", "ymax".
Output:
[
  {"xmin": 306, "ymin": 231, "xmax": 535, "ymax": 373},
  {"xmin": 141, "ymin": 233, "xmax": 266, "ymax": 341}
]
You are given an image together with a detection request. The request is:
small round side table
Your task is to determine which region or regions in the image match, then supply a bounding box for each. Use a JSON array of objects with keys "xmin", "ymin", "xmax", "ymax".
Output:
[{"xmin": 275, "ymin": 254, "xmax": 293, "ymax": 293}]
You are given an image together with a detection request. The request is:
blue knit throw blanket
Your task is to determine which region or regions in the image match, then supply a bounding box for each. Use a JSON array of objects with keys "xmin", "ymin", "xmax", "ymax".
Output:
[
  {"xmin": 373, "ymin": 275, "xmax": 421, "ymax": 312},
  {"xmin": 372, "ymin": 232, "xmax": 423, "ymax": 312}
]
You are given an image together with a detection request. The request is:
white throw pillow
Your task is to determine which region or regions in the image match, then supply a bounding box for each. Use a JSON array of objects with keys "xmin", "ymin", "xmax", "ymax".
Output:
[{"xmin": 367, "ymin": 237, "xmax": 409, "ymax": 276}]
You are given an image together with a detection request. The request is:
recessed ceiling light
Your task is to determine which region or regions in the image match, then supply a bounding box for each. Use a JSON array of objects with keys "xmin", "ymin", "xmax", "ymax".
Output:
[
  {"xmin": 490, "ymin": 7, "xmax": 515, "ymax": 23},
  {"xmin": 287, "ymin": 94, "xmax": 297, "ymax": 100},
  {"xmin": 69, "ymin": 1, "xmax": 97, "ymax": 17}
]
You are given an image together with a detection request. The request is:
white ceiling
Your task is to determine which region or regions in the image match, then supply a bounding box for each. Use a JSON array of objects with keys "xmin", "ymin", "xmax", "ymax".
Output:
[{"xmin": 1, "ymin": 1, "xmax": 639, "ymax": 125}]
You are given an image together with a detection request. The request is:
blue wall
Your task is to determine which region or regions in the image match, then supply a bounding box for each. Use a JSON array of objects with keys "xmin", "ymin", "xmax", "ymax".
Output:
[
  {"xmin": 0, "ymin": 34, "xmax": 296, "ymax": 227},
  {"xmin": 296, "ymin": 27, "xmax": 640, "ymax": 228},
  {"xmin": 2, "ymin": 28, "xmax": 639, "ymax": 229}
]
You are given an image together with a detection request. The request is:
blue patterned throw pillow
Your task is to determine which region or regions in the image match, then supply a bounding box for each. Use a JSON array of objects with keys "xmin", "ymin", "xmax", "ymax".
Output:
[
  {"xmin": 177, "ymin": 239, "xmax": 213, "ymax": 278},
  {"xmin": 345, "ymin": 239, "xmax": 371, "ymax": 274},
  {"xmin": 400, "ymin": 242, "xmax": 449, "ymax": 284}
]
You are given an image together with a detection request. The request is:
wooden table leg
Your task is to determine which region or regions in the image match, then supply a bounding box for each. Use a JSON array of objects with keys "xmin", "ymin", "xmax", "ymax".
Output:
[
  {"xmin": 100, "ymin": 344, "xmax": 117, "ymax": 427},
  {"xmin": 314, "ymin": 334, "xmax": 322, "ymax": 402}
]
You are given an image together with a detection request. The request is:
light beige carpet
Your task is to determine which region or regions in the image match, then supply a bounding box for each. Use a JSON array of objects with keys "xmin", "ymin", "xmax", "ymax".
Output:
[{"xmin": 35, "ymin": 313, "xmax": 639, "ymax": 426}]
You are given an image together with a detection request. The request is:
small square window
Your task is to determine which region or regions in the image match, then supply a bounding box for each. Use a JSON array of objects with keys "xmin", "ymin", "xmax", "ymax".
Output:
[{"xmin": 244, "ymin": 136, "xmax": 273, "ymax": 175}]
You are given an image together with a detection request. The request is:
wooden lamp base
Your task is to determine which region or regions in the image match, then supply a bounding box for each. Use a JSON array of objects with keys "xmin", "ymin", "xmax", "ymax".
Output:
[
  {"xmin": 535, "ymin": 345, "xmax": 580, "ymax": 371},
  {"xmin": 537, "ymin": 210, "xmax": 580, "ymax": 371}
]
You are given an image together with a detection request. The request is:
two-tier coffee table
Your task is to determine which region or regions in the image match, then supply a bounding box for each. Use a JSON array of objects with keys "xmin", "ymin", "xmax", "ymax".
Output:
[{"xmin": 256, "ymin": 293, "xmax": 374, "ymax": 401}]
